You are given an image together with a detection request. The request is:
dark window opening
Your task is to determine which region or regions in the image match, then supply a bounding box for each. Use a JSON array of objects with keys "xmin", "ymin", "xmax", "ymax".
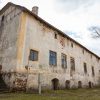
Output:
[
  {"xmin": 84, "ymin": 63, "xmax": 87, "ymax": 74},
  {"xmin": 70, "ymin": 57, "xmax": 75, "ymax": 76},
  {"xmin": 61, "ymin": 53, "xmax": 67, "ymax": 68},
  {"xmin": 29, "ymin": 49, "xmax": 38, "ymax": 61},
  {"xmin": 49, "ymin": 51, "xmax": 57, "ymax": 66},
  {"xmin": 71, "ymin": 43, "xmax": 73, "ymax": 48},
  {"xmin": 1, "ymin": 16, "xmax": 4, "ymax": 22},
  {"xmin": 54, "ymin": 33, "xmax": 57, "ymax": 39},
  {"xmin": 82, "ymin": 49, "xmax": 84, "ymax": 54},
  {"xmin": 92, "ymin": 66, "xmax": 95, "ymax": 76}
]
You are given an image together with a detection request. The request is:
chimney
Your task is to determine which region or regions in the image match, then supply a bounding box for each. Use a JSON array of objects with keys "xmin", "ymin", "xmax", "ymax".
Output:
[{"xmin": 32, "ymin": 6, "xmax": 39, "ymax": 15}]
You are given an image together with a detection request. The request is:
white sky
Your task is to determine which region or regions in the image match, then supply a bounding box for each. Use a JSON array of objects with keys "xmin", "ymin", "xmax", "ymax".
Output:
[{"xmin": 0, "ymin": 0, "xmax": 100, "ymax": 56}]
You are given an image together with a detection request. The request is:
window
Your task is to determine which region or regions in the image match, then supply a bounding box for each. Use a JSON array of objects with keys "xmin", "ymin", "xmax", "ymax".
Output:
[
  {"xmin": 29, "ymin": 49, "xmax": 38, "ymax": 61},
  {"xmin": 84, "ymin": 63, "xmax": 87, "ymax": 74},
  {"xmin": 71, "ymin": 43, "xmax": 73, "ymax": 48},
  {"xmin": 82, "ymin": 49, "xmax": 84, "ymax": 54},
  {"xmin": 92, "ymin": 66, "xmax": 95, "ymax": 76},
  {"xmin": 54, "ymin": 33, "xmax": 57, "ymax": 39},
  {"xmin": 91, "ymin": 54, "xmax": 92, "ymax": 58},
  {"xmin": 70, "ymin": 57, "xmax": 75, "ymax": 76},
  {"xmin": 49, "ymin": 51, "xmax": 57, "ymax": 66},
  {"xmin": 61, "ymin": 53, "xmax": 67, "ymax": 68},
  {"xmin": 70, "ymin": 57, "xmax": 75, "ymax": 71},
  {"xmin": 1, "ymin": 15, "xmax": 4, "ymax": 22}
]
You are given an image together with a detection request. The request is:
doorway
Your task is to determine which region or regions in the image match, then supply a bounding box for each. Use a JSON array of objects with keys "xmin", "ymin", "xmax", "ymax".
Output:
[
  {"xmin": 89, "ymin": 81, "xmax": 92, "ymax": 88},
  {"xmin": 65, "ymin": 80, "xmax": 70, "ymax": 89},
  {"xmin": 52, "ymin": 78, "xmax": 59, "ymax": 90},
  {"xmin": 78, "ymin": 81, "xmax": 82, "ymax": 88}
]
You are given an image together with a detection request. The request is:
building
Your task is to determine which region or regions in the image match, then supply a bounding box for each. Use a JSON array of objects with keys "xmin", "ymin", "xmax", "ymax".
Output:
[{"xmin": 0, "ymin": 2, "xmax": 100, "ymax": 91}]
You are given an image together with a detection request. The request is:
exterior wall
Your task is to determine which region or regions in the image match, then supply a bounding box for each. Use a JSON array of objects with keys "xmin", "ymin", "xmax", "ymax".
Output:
[
  {"xmin": 0, "ymin": 5, "xmax": 100, "ymax": 91},
  {"xmin": 19, "ymin": 12, "xmax": 100, "ymax": 90},
  {"xmin": 0, "ymin": 6, "xmax": 22, "ymax": 88}
]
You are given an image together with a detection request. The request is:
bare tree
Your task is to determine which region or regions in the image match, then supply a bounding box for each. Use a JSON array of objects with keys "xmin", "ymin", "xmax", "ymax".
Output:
[{"xmin": 88, "ymin": 26, "xmax": 100, "ymax": 38}]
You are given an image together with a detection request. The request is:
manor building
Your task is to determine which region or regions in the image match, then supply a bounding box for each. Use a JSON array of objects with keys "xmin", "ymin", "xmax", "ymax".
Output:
[{"xmin": 0, "ymin": 2, "xmax": 100, "ymax": 91}]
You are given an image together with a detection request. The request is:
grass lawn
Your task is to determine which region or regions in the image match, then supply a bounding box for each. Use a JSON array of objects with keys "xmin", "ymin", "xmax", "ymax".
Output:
[{"xmin": 0, "ymin": 88, "xmax": 100, "ymax": 100}]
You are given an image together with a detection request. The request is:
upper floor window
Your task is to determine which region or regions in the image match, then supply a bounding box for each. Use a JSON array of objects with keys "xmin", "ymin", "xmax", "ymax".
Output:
[
  {"xmin": 82, "ymin": 49, "xmax": 84, "ymax": 54},
  {"xmin": 49, "ymin": 50, "xmax": 57, "ymax": 66},
  {"xmin": 1, "ymin": 15, "xmax": 4, "ymax": 22},
  {"xmin": 71, "ymin": 42, "xmax": 73, "ymax": 48},
  {"xmin": 84, "ymin": 62, "xmax": 87, "ymax": 74},
  {"xmin": 70, "ymin": 57, "xmax": 75, "ymax": 71},
  {"xmin": 54, "ymin": 33, "xmax": 57, "ymax": 39},
  {"xmin": 61, "ymin": 53, "xmax": 67, "ymax": 68},
  {"xmin": 92, "ymin": 66, "xmax": 95, "ymax": 76},
  {"xmin": 91, "ymin": 54, "xmax": 92, "ymax": 59},
  {"xmin": 29, "ymin": 49, "xmax": 38, "ymax": 61}
]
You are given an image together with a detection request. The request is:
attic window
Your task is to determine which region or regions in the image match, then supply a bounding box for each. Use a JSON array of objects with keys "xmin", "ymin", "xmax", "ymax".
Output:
[{"xmin": 54, "ymin": 33, "xmax": 57, "ymax": 39}]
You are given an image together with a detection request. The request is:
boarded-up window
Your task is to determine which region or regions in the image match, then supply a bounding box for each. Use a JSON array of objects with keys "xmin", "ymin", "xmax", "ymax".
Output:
[
  {"xmin": 61, "ymin": 53, "xmax": 67, "ymax": 68},
  {"xmin": 29, "ymin": 49, "xmax": 38, "ymax": 61},
  {"xmin": 49, "ymin": 51, "xmax": 57, "ymax": 66},
  {"xmin": 84, "ymin": 63, "xmax": 87, "ymax": 74},
  {"xmin": 92, "ymin": 66, "xmax": 95, "ymax": 76}
]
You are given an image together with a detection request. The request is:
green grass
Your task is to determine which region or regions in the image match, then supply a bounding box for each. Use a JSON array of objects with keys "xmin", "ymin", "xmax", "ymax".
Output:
[{"xmin": 0, "ymin": 88, "xmax": 100, "ymax": 100}]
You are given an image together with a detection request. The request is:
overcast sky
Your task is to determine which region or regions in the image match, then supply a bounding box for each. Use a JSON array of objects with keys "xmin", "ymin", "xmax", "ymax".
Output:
[{"xmin": 0, "ymin": 0, "xmax": 100, "ymax": 56}]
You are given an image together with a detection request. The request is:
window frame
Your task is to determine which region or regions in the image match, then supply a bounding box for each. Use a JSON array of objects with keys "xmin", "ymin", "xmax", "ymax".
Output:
[
  {"xmin": 49, "ymin": 50, "xmax": 57, "ymax": 66},
  {"xmin": 29, "ymin": 49, "xmax": 38, "ymax": 61},
  {"xmin": 70, "ymin": 57, "xmax": 75, "ymax": 71}
]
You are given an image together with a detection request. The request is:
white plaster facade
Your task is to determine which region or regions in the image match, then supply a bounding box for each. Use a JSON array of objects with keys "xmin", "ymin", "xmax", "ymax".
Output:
[{"xmin": 0, "ymin": 3, "xmax": 100, "ymax": 91}]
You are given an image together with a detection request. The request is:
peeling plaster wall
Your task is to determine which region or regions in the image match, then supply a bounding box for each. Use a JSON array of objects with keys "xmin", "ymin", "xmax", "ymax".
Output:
[
  {"xmin": 0, "ymin": 6, "xmax": 22, "ymax": 88},
  {"xmin": 0, "ymin": 6, "xmax": 100, "ymax": 91},
  {"xmin": 19, "ymin": 13, "xmax": 100, "ymax": 90}
]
